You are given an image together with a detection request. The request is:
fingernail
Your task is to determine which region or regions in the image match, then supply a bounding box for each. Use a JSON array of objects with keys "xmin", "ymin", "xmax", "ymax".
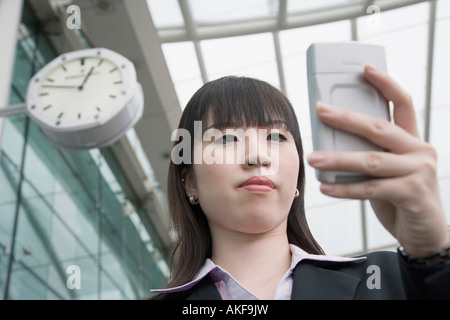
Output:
[
  {"xmin": 307, "ymin": 152, "xmax": 326, "ymax": 165},
  {"xmin": 365, "ymin": 63, "xmax": 377, "ymax": 73},
  {"xmin": 320, "ymin": 183, "xmax": 335, "ymax": 193},
  {"xmin": 316, "ymin": 101, "xmax": 333, "ymax": 114}
]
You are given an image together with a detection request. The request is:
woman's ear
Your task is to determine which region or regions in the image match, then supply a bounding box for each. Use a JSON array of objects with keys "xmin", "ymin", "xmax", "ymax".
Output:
[{"xmin": 181, "ymin": 167, "xmax": 197, "ymax": 197}]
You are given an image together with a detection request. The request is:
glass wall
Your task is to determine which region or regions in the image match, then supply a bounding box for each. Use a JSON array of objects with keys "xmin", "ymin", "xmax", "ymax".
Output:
[{"xmin": 0, "ymin": 1, "xmax": 170, "ymax": 300}]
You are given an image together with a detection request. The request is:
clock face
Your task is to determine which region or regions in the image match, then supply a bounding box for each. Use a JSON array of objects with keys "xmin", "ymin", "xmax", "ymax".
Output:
[{"xmin": 26, "ymin": 48, "xmax": 136, "ymax": 131}]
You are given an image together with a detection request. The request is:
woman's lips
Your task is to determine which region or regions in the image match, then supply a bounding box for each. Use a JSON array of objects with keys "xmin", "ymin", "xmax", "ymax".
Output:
[{"xmin": 239, "ymin": 176, "xmax": 275, "ymax": 192}]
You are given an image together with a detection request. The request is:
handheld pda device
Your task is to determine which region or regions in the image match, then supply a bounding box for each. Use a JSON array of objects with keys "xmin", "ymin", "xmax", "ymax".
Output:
[{"xmin": 307, "ymin": 41, "xmax": 390, "ymax": 183}]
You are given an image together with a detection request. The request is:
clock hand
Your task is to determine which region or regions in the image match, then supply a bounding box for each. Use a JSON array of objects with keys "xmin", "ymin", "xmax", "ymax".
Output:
[
  {"xmin": 42, "ymin": 85, "xmax": 78, "ymax": 89},
  {"xmin": 78, "ymin": 66, "xmax": 95, "ymax": 90}
]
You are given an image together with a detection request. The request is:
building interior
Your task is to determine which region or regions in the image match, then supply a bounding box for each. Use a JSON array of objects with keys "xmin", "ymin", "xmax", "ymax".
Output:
[{"xmin": 0, "ymin": 0, "xmax": 449, "ymax": 299}]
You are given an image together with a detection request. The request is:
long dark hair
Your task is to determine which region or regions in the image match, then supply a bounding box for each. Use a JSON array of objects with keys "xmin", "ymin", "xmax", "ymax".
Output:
[{"xmin": 165, "ymin": 76, "xmax": 323, "ymax": 290}]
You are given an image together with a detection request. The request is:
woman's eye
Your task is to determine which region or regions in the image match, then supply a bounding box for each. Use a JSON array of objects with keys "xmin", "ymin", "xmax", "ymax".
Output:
[
  {"xmin": 268, "ymin": 132, "xmax": 287, "ymax": 142},
  {"xmin": 217, "ymin": 134, "xmax": 238, "ymax": 144}
]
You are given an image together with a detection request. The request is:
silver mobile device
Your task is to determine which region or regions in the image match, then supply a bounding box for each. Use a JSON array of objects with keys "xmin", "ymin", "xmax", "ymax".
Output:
[{"xmin": 307, "ymin": 41, "xmax": 390, "ymax": 183}]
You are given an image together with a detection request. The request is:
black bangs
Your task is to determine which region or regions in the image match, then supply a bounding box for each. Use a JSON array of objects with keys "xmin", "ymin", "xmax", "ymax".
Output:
[{"xmin": 185, "ymin": 76, "xmax": 300, "ymax": 137}]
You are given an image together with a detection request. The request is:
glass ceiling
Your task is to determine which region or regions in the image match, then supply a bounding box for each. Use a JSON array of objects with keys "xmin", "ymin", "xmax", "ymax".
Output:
[{"xmin": 146, "ymin": 0, "xmax": 450, "ymax": 256}]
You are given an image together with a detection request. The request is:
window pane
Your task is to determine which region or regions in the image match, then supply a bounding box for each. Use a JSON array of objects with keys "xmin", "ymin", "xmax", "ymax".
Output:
[
  {"xmin": 431, "ymin": 1, "xmax": 450, "ymax": 188},
  {"xmin": 431, "ymin": 4, "xmax": 450, "ymax": 109},
  {"xmin": 436, "ymin": 0, "xmax": 450, "ymax": 20},
  {"xmin": 280, "ymin": 20, "xmax": 351, "ymax": 139},
  {"xmin": 201, "ymin": 33, "xmax": 279, "ymax": 87},
  {"xmin": 431, "ymin": 106, "xmax": 450, "ymax": 224},
  {"xmin": 306, "ymin": 199, "xmax": 363, "ymax": 255},
  {"xmin": 288, "ymin": 0, "xmax": 363, "ymax": 14},
  {"xmin": 146, "ymin": 0, "xmax": 184, "ymax": 28},
  {"xmin": 358, "ymin": 2, "xmax": 429, "ymax": 137},
  {"xmin": 189, "ymin": 0, "xmax": 278, "ymax": 24},
  {"xmin": 431, "ymin": 0, "xmax": 450, "ymax": 223},
  {"xmin": 365, "ymin": 201, "xmax": 397, "ymax": 250},
  {"xmin": 162, "ymin": 41, "xmax": 203, "ymax": 109}
]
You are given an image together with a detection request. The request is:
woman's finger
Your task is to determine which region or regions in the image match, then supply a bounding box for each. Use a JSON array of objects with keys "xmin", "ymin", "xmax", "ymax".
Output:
[
  {"xmin": 316, "ymin": 102, "xmax": 422, "ymax": 154},
  {"xmin": 307, "ymin": 150, "xmax": 420, "ymax": 178},
  {"xmin": 319, "ymin": 178, "xmax": 393, "ymax": 201},
  {"xmin": 364, "ymin": 64, "xmax": 420, "ymax": 138}
]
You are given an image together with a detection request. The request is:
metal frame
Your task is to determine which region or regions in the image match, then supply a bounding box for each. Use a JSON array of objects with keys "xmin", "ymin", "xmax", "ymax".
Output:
[
  {"xmin": 424, "ymin": 0, "xmax": 437, "ymax": 142},
  {"xmin": 158, "ymin": 0, "xmax": 428, "ymax": 43},
  {"xmin": 0, "ymin": 0, "xmax": 24, "ymax": 151}
]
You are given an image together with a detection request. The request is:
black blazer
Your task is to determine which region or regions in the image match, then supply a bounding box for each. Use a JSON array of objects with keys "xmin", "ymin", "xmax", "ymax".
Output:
[{"xmin": 156, "ymin": 251, "xmax": 450, "ymax": 300}]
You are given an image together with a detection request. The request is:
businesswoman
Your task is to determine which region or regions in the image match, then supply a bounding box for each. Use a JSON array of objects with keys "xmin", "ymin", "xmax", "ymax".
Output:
[{"xmin": 151, "ymin": 64, "xmax": 449, "ymax": 300}]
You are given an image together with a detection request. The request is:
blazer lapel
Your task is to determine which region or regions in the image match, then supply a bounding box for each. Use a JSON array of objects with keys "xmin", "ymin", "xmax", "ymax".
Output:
[
  {"xmin": 186, "ymin": 276, "xmax": 223, "ymax": 300},
  {"xmin": 291, "ymin": 260, "xmax": 361, "ymax": 300}
]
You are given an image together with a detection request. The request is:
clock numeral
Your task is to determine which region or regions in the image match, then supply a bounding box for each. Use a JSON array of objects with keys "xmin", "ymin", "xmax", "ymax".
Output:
[
  {"xmin": 109, "ymin": 95, "xmax": 116, "ymax": 99},
  {"xmin": 96, "ymin": 106, "xmax": 101, "ymax": 112},
  {"xmin": 98, "ymin": 59, "xmax": 104, "ymax": 67},
  {"xmin": 114, "ymin": 81, "xmax": 122, "ymax": 85},
  {"xmin": 43, "ymin": 105, "xmax": 52, "ymax": 110},
  {"xmin": 81, "ymin": 58, "xmax": 85, "ymax": 66},
  {"xmin": 58, "ymin": 112, "xmax": 64, "ymax": 119},
  {"xmin": 39, "ymin": 92, "xmax": 49, "ymax": 96},
  {"xmin": 46, "ymin": 78, "xmax": 54, "ymax": 82},
  {"xmin": 78, "ymin": 113, "xmax": 81, "ymax": 119},
  {"xmin": 109, "ymin": 67, "xmax": 118, "ymax": 73},
  {"xmin": 61, "ymin": 64, "xmax": 67, "ymax": 72}
]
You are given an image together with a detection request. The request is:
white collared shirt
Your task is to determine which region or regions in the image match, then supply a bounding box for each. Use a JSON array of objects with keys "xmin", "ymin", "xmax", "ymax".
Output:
[{"xmin": 152, "ymin": 244, "xmax": 366, "ymax": 300}]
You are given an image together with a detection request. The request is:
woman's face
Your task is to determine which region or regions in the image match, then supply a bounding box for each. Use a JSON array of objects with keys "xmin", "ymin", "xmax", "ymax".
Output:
[{"xmin": 184, "ymin": 121, "xmax": 300, "ymax": 236}]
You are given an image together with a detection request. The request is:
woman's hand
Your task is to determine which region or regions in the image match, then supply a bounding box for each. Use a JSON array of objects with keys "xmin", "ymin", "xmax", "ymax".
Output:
[{"xmin": 307, "ymin": 64, "xmax": 449, "ymax": 257}]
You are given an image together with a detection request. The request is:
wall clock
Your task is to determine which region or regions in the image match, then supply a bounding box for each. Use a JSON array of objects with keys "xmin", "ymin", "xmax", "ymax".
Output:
[{"xmin": 25, "ymin": 47, "xmax": 143, "ymax": 151}]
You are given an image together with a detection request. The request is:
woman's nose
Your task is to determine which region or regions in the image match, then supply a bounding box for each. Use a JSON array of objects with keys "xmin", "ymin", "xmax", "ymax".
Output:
[{"xmin": 243, "ymin": 132, "xmax": 271, "ymax": 168}]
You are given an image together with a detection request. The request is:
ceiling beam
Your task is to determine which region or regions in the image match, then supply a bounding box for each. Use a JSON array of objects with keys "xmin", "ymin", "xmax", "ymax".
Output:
[{"xmin": 157, "ymin": 0, "xmax": 428, "ymax": 43}]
